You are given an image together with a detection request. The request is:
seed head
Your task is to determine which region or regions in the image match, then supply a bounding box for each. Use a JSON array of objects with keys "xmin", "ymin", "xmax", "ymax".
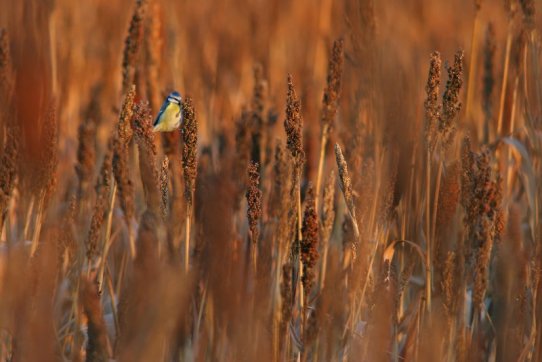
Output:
[
  {"xmin": 181, "ymin": 96, "xmax": 198, "ymax": 207},
  {"xmin": 246, "ymin": 161, "xmax": 262, "ymax": 244}
]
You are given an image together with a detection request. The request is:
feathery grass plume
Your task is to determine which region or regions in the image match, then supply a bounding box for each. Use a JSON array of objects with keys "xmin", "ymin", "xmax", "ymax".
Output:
[
  {"xmin": 322, "ymin": 170, "xmax": 336, "ymax": 243},
  {"xmin": 86, "ymin": 139, "xmax": 114, "ymax": 262},
  {"xmin": 321, "ymin": 39, "xmax": 344, "ymax": 139},
  {"xmin": 251, "ymin": 64, "xmax": 267, "ymax": 165},
  {"xmin": 301, "ymin": 184, "xmax": 319, "ymax": 300},
  {"xmin": 284, "ymin": 74, "xmax": 305, "ymax": 176},
  {"xmin": 334, "ymin": 143, "xmax": 359, "ymax": 239},
  {"xmin": 122, "ymin": 0, "xmax": 148, "ymax": 94},
  {"xmin": 440, "ymin": 50, "xmax": 464, "ymax": 147},
  {"xmin": 246, "ymin": 161, "xmax": 262, "ymax": 244},
  {"xmin": 0, "ymin": 121, "xmax": 18, "ymax": 231},
  {"xmin": 460, "ymin": 139, "xmax": 503, "ymax": 309},
  {"xmin": 181, "ymin": 96, "xmax": 198, "ymax": 207},
  {"xmin": 160, "ymin": 156, "xmax": 169, "ymax": 219},
  {"xmin": 424, "ymin": 51, "xmax": 442, "ymax": 152},
  {"xmin": 482, "ymin": 24, "xmax": 496, "ymax": 142},
  {"xmin": 133, "ymin": 101, "xmax": 160, "ymax": 213},
  {"xmin": 80, "ymin": 277, "xmax": 110, "ymax": 362},
  {"xmin": 113, "ymin": 85, "xmax": 136, "ymax": 225},
  {"xmin": 75, "ymin": 118, "xmax": 97, "ymax": 201}
]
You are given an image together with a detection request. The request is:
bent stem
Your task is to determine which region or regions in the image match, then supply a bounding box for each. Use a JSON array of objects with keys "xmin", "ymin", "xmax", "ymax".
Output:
[{"xmin": 315, "ymin": 127, "xmax": 328, "ymax": 212}]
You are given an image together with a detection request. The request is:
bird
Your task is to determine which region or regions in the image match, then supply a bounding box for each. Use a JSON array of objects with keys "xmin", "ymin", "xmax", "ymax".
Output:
[{"xmin": 153, "ymin": 91, "xmax": 183, "ymax": 132}]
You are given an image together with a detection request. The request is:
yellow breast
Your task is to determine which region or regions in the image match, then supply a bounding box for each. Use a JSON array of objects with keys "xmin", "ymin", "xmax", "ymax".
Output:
[{"xmin": 154, "ymin": 103, "xmax": 182, "ymax": 132}]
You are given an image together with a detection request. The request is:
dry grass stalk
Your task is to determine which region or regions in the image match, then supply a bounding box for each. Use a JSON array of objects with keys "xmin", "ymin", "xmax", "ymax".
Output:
[
  {"xmin": 280, "ymin": 261, "xmax": 293, "ymax": 352},
  {"xmin": 482, "ymin": 24, "xmax": 496, "ymax": 143},
  {"xmin": 181, "ymin": 96, "xmax": 198, "ymax": 207},
  {"xmin": 160, "ymin": 156, "xmax": 169, "ymax": 219},
  {"xmin": 113, "ymin": 85, "xmax": 136, "ymax": 235},
  {"xmin": 246, "ymin": 161, "xmax": 262, "ymax": 244},
  {"xmin": 122, "ymin": 0, "xmax": 148, "ymax": 94},
  {"xmin": 133, "ymin": 100, "xmax": 161, "ymax": 214},
  {"xmin": 301, "ymin": 184, "xmax": 318, "ymax": 302},
  {"xmin": 315, "ymin": 39, "xmax": 344, "ymax": 211},
  {"xmin": 181, "ymin": 96, "xmax": 197, "ymax": 272},
  {"xmin": 86, "ymin": 139, "xmax": 114, "ymax": 262},
  {"xmin": 461, "ymin": 138, "xmax": 503, "ymax": 310},
  {"xmin": 75, "ymin": 118, "xmax": 97, "ymax": 202},
  {"xmin": 334, "ymin": 143, "xmax": 359, "ymax": 240},
  {"xmin": 284, "ymin": 74, "xmax": 305, "ymax": 177},
  {"xmin": 424, "ymin": 51, "xmax": 441, "ymax": 153},
  {"xmin": 80, "ymin": 277, "xmax": 111, "ymax": 361},
  {"xmin": 439, "ymin": 50, "xmax": 464, "ymax": 147},
  {"xmin": 319, "ymin": 170, "xmax": 335, "ymax": 289}
]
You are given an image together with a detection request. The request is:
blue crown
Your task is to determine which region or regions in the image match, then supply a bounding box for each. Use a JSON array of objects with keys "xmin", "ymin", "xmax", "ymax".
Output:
[{"xmin": 167, "ymin": 91, "xmax": 182, "ymax": 104}]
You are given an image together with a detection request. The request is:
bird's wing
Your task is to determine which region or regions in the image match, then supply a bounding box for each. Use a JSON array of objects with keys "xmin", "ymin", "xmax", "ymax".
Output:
[{"xmin": 153, "ymin": 101, "xmax": 169, "ymax": 126}]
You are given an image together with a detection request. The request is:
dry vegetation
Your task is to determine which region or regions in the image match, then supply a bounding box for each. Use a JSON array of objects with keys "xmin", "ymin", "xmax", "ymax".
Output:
[{"xmin": 1, "ymin": 0, "xmax": 542, "ymax": 361}]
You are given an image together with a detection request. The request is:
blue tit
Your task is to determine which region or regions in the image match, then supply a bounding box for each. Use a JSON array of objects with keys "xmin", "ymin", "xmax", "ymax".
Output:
[{"xmin": 153, "ymin": 91, "xmax": 183, "ymax": 132}]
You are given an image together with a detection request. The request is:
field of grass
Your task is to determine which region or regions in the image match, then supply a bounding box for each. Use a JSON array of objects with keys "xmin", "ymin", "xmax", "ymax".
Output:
[{"xmin": 0, "ymin": 0, "xmax": 541, "ymax": 361}]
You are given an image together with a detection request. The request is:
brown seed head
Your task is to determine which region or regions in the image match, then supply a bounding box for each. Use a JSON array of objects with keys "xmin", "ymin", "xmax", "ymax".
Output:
[
  {"xmin": 75, "ymin": 118, "xmax": 97, "ymax": 200},
  {"xmin": 133, "ymin": 101, "xmax": 160, "ymax": 212},
  {"xmin": 440, "ymin": 50, "xmax": 464, "ymax": 147},
  {"xmin": 461, "ymin": 139, "xmax": 503, "ymax": 307},
  {"xmin": 246, "ymin": 161, "xmax": 262, "ymax": 244},
  {"xmin": 122, "ymin": 0, "xmax": 148, "ymax": 94},
  {"xmin": 322, "ymin": 170, "xmax": 336, "ymax": 243},
  {"xmin": 424, "ymin": 51, "xmax": 441, "ymax": 152},
  {"xmin": 87, "ymin": 138, "xmax": 114, "ymax": 261},
  {"xmin": 113, "ymin": 86, "xmax": 136, "ymax": 223},
  {"xmin": 321, "ymin": 38, "xmax": 344, "ymax": 138},
  {"xmin": 284, "ymin": 74, "xmax": 304, "ymax": 174},
  {"xmin": 334, "ymin": 144, "xmax": 357, "ymax": 223},
  {"xmin": 181, "ymin": 96, "xmax": 198, "ymax": 207},
  {"xmin": 301, "ymin": 184, "xmax": 319, "ymax": 298},
  {"xmin": 160, "ymin": 156, "xmax": 169, "ymax": 219}
]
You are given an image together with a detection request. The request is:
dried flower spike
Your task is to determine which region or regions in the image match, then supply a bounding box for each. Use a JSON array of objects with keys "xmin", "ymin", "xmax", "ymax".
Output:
[
  {"xmin": 440, "ymin": 50, "xmax": 464, "ymax": 146},
  {"xmin": 334, "ymin": 143, "xmax": 359, "ymax": 238},
  {"xmin": 181, "ymin": 96, "xmax": 198, "ymax": 207},
  {"xmin": 284, "ymin": 74, "xmax": 304, "ymax": 174},
  {"xmin": 122, "ymin": 0, "xmax": 148, "ymax": 94},
  {"xmin": 301, "ymin": 184, "xmax": 319, "ymax": 298},
  {"xmin": 321, "ymin": 38, "xmax": 344, "ymax": 138},
  {"xmin": 424, "ymin": 51, "xmax": 441, "ymax": 152},
  {"xmin": 113, "ymin": 86, "xmax": 136, "ymax": 224},
  {"xmin": 246, "ymin": 161, "xmax": 262, "ymax": 244}
]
